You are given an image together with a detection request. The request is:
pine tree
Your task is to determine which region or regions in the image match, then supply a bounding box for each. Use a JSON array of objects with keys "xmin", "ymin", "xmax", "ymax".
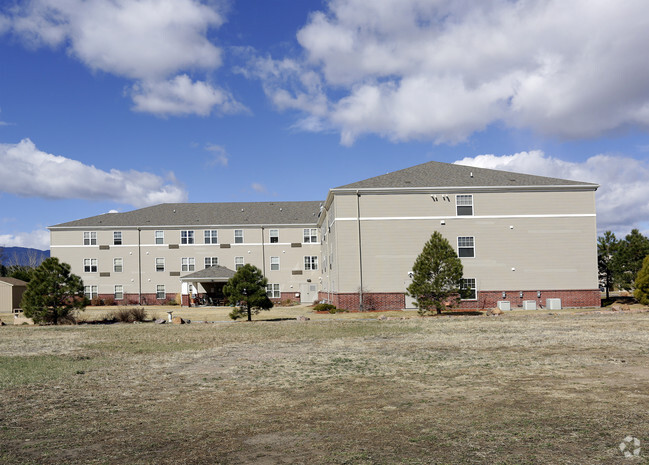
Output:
[
  {"xmin": 634, "ymin": 255, "xmax": 649, "ymax": 306},
  {"xmin": 21, "ymin": 257, "xmax": 87, "ymax": 324},
  {"xmin": 407, "ymin": 231, "xmax": 464, "ymax": 315},
  {"xmin": 223, "ymin": 264, "xmax": 273, "ymax": 321}
]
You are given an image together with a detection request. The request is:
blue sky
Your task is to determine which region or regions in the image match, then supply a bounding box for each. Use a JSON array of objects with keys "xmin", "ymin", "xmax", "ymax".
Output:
[{"xmin": 1, "ymin": 0, "xmax": 649, "ymax": 250}]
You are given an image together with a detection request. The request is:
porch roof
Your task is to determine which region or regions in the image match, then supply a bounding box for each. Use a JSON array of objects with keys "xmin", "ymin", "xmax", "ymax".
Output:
[{"xmin": 180, "ymin": 265, "xmax": 236, "ymax": 283}]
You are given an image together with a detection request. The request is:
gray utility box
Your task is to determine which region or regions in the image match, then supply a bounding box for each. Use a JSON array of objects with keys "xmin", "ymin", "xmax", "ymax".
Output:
[
  {"xmin": 523, "ymin": 300, "xmax": 537, "ymax": 310},
  {"xmin": 546, "ymin": 298, "xmax": 562, "ymax": 310},
  {"xmin": 497, "ymin": 301, "xmax": 511, "ymax": 311}
]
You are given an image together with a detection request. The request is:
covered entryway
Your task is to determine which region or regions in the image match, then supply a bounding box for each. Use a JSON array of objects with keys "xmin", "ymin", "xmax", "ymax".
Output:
[{"xmin": 180, "ymin": 265, "xmax": 236, "ymax": 307}]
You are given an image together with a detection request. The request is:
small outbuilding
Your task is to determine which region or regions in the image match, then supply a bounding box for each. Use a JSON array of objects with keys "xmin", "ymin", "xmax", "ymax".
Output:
[{"xmin": 0, "ymin": 277, "xmax": 28, "ymax": 313}]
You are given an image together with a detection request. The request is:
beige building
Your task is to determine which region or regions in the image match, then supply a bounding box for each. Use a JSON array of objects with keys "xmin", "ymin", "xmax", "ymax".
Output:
[{"xmin": 50, "ymin": 161, "xmax": 600, "ymax": 310}]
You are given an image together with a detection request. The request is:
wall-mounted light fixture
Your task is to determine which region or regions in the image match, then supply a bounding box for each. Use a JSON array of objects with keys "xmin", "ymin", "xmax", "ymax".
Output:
[
  {"xmin": 519, "ymin": 291, "xmax": 523, "ymax": 298},
  {"xmin": 502, "ymin": 292, "xmax": 506, "ymax": 298},
  {"xmin": 537, "ymin": 291, "xmax": 541, "ymax": 298},
  {"xmin": 440, "ymin": 220, "xmax": 446, "ymax": 225}
]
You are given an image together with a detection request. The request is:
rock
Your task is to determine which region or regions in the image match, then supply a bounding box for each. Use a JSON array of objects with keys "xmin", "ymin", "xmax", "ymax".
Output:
[
  {"xmin": 0, "ymin": 320, "xmax": 6, "ymax": 326},
  {"xmin": 487, "ymin": 308, "xmax": 504, "ymax": 316},
  {"xmin": 296, "ymin": 315, "xmax": 310, "ymax": 322},
  {"xmin": 154, "ymin": 318, "xmax": 166, "ymax": 324},
  {"xmin": 378, "ymin": 315, "xmax": 388, "ymax": 320},
  {"xmin": 171, "ymin": 316, "xmax": 186, "ymax": 324}
]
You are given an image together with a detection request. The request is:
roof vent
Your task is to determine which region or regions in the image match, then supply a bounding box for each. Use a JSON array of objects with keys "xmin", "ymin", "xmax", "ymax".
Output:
[
  {"xmin": 280, "ymin": 208, "xmax": 283, "ymax": 211},
  {"xmin": 470, "ymin": 172, "xmax": 473, "ymax": 178},
  {"xmin": 173, "ymin": 209, "xmax": 176, "ymax": 213},
  {"xmin": 241, "ymin": 208, "xmax": 244, "ymax": 212}
]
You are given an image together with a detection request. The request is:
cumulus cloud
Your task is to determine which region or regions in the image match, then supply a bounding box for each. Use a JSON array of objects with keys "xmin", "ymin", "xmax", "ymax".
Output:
[
  {"xmin": 0, "ymin": 139, "xmax": 188, "ymax": 207},
  {"xmin": 205, "ymin": 144, "xmax": 229, "ymax": 167},
  {"xmin": 0, "ymin": 229, "xmax": 50, "ymax": 250},
  {"xmin": 250, "ymin": 0, "xmax": 649, "ymax": 144},
  {"xmin": 251, "ymin": 183, "xmax": 267, "ymax": 194},
  {"xmin": 454, "ymin": 151, "xmax": 649, "ymax": 234},
  {"xmin": 2, "ymin": 0, "xmax": 242, "ymax": 116}
]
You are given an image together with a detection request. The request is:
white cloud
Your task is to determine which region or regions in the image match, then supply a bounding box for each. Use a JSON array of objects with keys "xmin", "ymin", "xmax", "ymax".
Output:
[
  {"xmin": 251, "ymin": 0, "xmax": 649, "ymax": 144},
  {"xmin": 0, "ymin": 139, "xmax": 188, "ymax": 207},
  {"xmin": 131, "ymin": 75, "xmax": 245, "ymax": 117},
  {"xmin": 251, "ymin": 183, "xmax": 267, "ymax": 194},
  {"xmin": 454, "ymin": 150, "xmax": 649, "ymax": 235},
  {"xmin": 205, "ymin": 144, "xmax": 229, "ymax": 167},
  {"xmin": 0, "ymin": 229, "xmax": 50, "ymax": 250},
  {"xmin": 2, "ymin": 0, "xmax": 242, "ymax": 116}
]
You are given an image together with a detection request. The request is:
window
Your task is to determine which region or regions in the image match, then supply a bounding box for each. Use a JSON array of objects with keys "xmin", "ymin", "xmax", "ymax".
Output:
[
  {"xmin": 181, "ymin": 230, "xmax": 194, "ymax": 244},
  {"xmin": 270, "ymin": 256, "xmax": 279, "ymax": 271},
  {"xmin": 84, "ymin": 285, "xmax": 98, "ymax": 300},
  {"xmin": 458, "ymin": 236, "xmax": 475, "ymax": 258},
  {"xmin": 155, "ymin": 230, "xmax": 164, "ymax": 244},
  {"xmin": 113, "ymin": 231, "xmax": 122, "ymax": 245},
  {"xmin": 114, "ymin": 285, "xmax": 123, "ymax": 300},
  {"xmin": 303, "ymin": 228, "xmax": 318, "ymax": 243},
  {"xmin": 113, "ymin": 258, "xmax": 123, "ymax": 273},
  {"xmin": 181, "ymin": 257, "xmax": 195, "ymax": 272},
  {"xmin": 304, "ymin": 256, "xmax": 318, "ymax": 271},
  {"xmin": 83, "ymin": 258, "xmax": 97, "ymax": 273},
  {"xmin": 460, "ymin": 278, "xmax": 477, "ymax": 300},
  {"xmin": 205, "ymin": 257, "xmax": 218, "ymax": 268},
  {"xmin": 456, "ymin": 194, "xmax": 473, "ymax": 216},
  {"xmin": 156, "ymin": 285, "xmax": 165, "ymax": 300},
  {"xmin": 156, "ymin": 258, "xmax": 165, "ymax": 272},
  {"xmin": 204, "ymin": 230, "xmax": 218, "ymax": 244},
  {"xmin": 83, "ymin": 231, "xmax": 97, "ymax": 245},
  {"xmin": 235, "ymin": 256, "xmax": 244, "ymax": 270},
  {"xmin": 269, "ymin": 229, "xmax": 279, "ymax": 243},
  {"xmin": 234, "ymin": 229, "xmax": 243, "ymax": 243},
  {"xmin": 266, "ymin": 283, "xmax": 280, "ymax": 298}
]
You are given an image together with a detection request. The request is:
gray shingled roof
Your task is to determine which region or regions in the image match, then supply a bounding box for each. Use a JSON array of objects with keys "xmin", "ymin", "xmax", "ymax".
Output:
[
  {"xmin": 50, "ymin": 201, "xmax": 323, "ymax": 228},
  {"xmin": 334, "ymin": 160, "xmax": 598, "ymax": 189},
  {"xmin": 0, "ymin": 277, "xmax": 28, "ymax": 286},
  {"xmin": 180, "ymin": 265, "xmax": 236, "ymax": 281}
]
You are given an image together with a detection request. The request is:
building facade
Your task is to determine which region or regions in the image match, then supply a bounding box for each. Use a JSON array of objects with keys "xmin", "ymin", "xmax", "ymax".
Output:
[{"xmin": 50, "ymin": 161, "xmax": 600, "ymax": 310}]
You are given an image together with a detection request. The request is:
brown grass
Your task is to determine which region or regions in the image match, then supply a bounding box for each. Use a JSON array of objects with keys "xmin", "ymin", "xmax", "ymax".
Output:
[{"xmin": 1, "ymin": 311, "xmax": 649, "ymax": 464}]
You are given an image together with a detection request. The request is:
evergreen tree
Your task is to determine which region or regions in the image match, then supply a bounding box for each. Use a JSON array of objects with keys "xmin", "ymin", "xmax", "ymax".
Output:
[
  {"xmin": 634, "ymin": 255, "xmax": 649, "ymax": 305},
  {"xmin": 21, "ymin": 257, "xmax": 87, "ymax": 324},
  {"xmin": 597, "ymin": 231, "xmax": 619, "ymax": 299},
  {"xmin": 615, "ymin": 229, "xmax": 649, "ymax": 290},
  {"xmin": 407, "ymin": 231, "xmax": 464, "ymax": 315},
  {"xmin": 223, "ymin": 264, "xmax": 273, "ymax": 321}
]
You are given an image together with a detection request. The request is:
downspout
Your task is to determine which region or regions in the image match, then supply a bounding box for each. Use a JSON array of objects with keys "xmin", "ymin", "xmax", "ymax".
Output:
[
  {"xmin": 137, "ymin": 227, "xmax": 142, "ymax": 305},
  {"xmin": 261, "ymin": 226, "xmax": 266, "ymax": 277},
  {"xmin": 356, "ymin": 191, "xmax": 364, "ymax": 311}
]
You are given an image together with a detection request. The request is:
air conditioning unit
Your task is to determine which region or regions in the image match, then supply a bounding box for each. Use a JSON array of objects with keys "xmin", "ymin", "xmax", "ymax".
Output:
[
  {"xmin": 523, "ymin": 300, "xmax": 537, "ymax": 310},
  {"xmin": 546, "ymin": 298, "xmax": 562, "ymax": 310},
  {"xmin": 497, "ymin": 300, "xmax": 511, "ymax": 311}
]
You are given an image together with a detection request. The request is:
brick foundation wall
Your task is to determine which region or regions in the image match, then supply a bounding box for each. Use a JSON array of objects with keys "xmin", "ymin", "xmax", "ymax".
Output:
[
  {"xmin": 320, "ymin": 289, "xmax": 600, "ymax": 311},
  {"xmin": 96, "ymin": 293, "xmax": 171, "ymax": 306}
]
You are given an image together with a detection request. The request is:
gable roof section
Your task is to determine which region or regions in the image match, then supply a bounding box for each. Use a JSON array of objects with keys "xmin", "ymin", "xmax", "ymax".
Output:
[
  {"xmin": 334, "ymin": 160, "xmax": 598, "ymax": 190},
  {"xmin": 0, "ymin": 277, "xmax": 28, "ymax": 287},
  {"xmin": 50, "ymin": 201, "xmax": 323, "ymax": 228},
  {"xmin": 180, "ymin": 265, "xmax": 236, "ymax": 282}
]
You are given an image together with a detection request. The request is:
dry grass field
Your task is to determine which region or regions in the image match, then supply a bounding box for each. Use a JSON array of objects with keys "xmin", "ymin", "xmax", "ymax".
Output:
[{"xmin": 1, "ymin": 308, "xmax": 649, "ymax": 464}]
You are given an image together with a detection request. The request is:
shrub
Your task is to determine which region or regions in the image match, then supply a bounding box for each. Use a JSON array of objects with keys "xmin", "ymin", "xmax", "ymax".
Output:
[
  {"xmin": 91, "ymin": 297, "xmax": 103, "ymax": 306},
  {"xmin": 114, "ymin": 307, "xmax": 148, "ymax": 323},
  {"xmin": 229, "ymin": 307, "xmax": 247, "ymax": 320},
  {"xmin": 314, "ymin": 303, "xmax": 336, "ymax": 312},
  {"xmin": 165, "ymin": 298, "xmax": 179, "ymax": 306},
  {"xmin": 103, "ymin": 296, "xmax": 115, "ymax": 306}
]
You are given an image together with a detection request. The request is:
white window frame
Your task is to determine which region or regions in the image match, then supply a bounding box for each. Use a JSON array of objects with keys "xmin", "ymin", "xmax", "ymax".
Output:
[
  {"xmin": 83, "ymin": 231, "xmax": 97, "ymax": 246},
  {"xmin": 155, "ymin": 257, "xmax": 165, "ymax": 272},
  {"xmin": 269, "ymin": 229, "xmax": 279, "ymax": 243},
  {"xmin": 303, "ymin": 228, "xmax": 318, "ymax": 243},
  {"xmin": 84, "ymin": 285, "xmax": 98, "ymax": 300},
  {"xmin": 181, "ymin": 230, "xmax": 195, "ymax": 244},
  {"xmin": 205, "ymin": 257, "xmax": 218, "ymax": 268},
  {"xmin": 113, "ymin": 257, "xmax": 123, "ymax": 273},
  {"xmin": 457, "ymin": 236, "xmax": 475, "ymax": 258},
  {"xmin": 270, "ymin": 256, "xmax": 280, "ymax": 271},
  {"xmin": 234, "ymin": 229, "xmax": 244, "ymax": 244},
  {"xmin": 156, "ymin": 285, "xmax": 165, "ymax": 300},
  {"xmin": 155, "ymin": 230, "xmax": 164, "ymax": 245},
  {"xmin": 113, "ymin": 231, "xmax": 122, "ymax": 245},
  {"xmin": 456, "ymin": 194, "xmax": 474, "ymax": 216},
  {"xmin": 204, "ymin": 230, "xmax": 218, "ymax": 244},
  {"xmin": 266, "ymin": 283, "xmax": 280, "ymax": 299},
  {"xmin": 460, "ymin": 278, "xmax": 477, "ymax": 300},
  {"xmin": 235, "ymin": 256, "xmax": 244, "ymax": 270},
  {"xmin": 114, "ymin": 285, "xmax": 124, "ymax": 300},
  {"xmin": 83, "ymin": 258, "xmax": 97, "ymax": 273},
  {"xmin": 304, "ymin": 256, "xmax": 318, "ymax": 271},
  {"xmin": 181, "ymin": 257, "xmax": 195, "ymax": 272}
]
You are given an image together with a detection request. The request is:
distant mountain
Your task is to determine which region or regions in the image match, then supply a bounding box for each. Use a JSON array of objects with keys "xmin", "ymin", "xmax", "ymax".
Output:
[{"xmin": 0, "ymin": 247, "xmax": 50, "ymax": 267}]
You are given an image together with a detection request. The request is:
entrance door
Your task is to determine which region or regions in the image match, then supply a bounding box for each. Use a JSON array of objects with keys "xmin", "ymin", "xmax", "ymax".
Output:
[
  {"xmin": 300, "ymin": 283, "xmax": 318, "ymax": 303},
  {"xmin": 404, "ymin": 279, "xmax": 416, "ymax": 309}
]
